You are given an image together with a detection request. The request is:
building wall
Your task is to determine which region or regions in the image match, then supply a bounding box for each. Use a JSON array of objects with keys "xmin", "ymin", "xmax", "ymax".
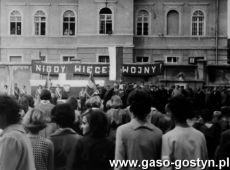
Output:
[
  {"xmin": 0, "ymin": 0, "xmax": 228, "ymax": 92},
  {"xmin": 133, "ymin": 0, "xmax": 227, "ymax": 65}
]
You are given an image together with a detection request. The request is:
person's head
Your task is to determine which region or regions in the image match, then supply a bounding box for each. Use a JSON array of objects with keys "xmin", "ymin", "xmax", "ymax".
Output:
[
  {"xmin": 24, "ymin": 109, "xmax": 46, "ymax": 134},
  {"xmin": 14, "ymin": 83, "xmax": 18, "ymax": 87},
  {"xmin": 87, "ymin": 96, "xmax": 101, "ymax": 108},
  {"xmin": 200, "ymin": 109, "xmax": 213, "ymax": 122},
  {"xmin": 66, "ymin": 96, "xmax": 78, "ymax": 110},
  {"xmin": 113, "ymin": 83, "xmax": 119, "ymax": 89},
  {"xmin": 166, "ymin": 95, "xmax": 192, "ymax": 124},
  {"xmin": 40, "ymin": 89, "xmax": 51, "ymax": 101},
  {"xmin": 51, "ymin": 103, "xmax": 75, "ymax": 128},
  {"xmin": 18, "ymin": 95, "xmax": 29, "ymax": 113},
  {"xmin": 38, "ymin": 85, "xmax": 42, "ymax": 89},
  {"xmin": 25, "ymin": 95, "xmax": 35, "ymax": 108},
  {"xmin": 105, "ymin": 100, "xmax": 112, "ymax": 110},
  {"xmin": 0, "ymin": 95, "xmax": 21, "ymax": 129},
  {"xmin": 81, "ymin": 109, "xmax": 108, "ymax": 138},
  {"xmin": 4, "ymin": 85, "xmax": 8, "ymax": 89},
  {"xmin": 127, "ymin": 89, "xmax": 152, "ymax": 121},
  {"xmin": 111, "ymin": 95, "xmax": 123, "ymax": 109}
]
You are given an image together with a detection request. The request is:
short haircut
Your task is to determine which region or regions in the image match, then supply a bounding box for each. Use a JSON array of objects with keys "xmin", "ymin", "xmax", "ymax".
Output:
[
  {"xmin": 166, "ymin": 95, "xmax": 192, "ymax": 123},
  {"xmin": 25, "ymin": 95, "xmax": 35, "ymax": 108},
  {"xmin": 83, "ymin": 109, "xmax": 108, "ymax": 138},
  {"xmin": 51, "ymin": 103, "xmax": 75, "ymax": 128},
  {"xmin": 18, "ymin": 95, "xmax": 29, "ymax": 113},
  {"xmin": 66, "ymin": 96, "xmax": 78, "ymax": 110},
  {"xmin": 0, "ymin": 95, "xmax": 21, "ymax": 124},
  {"xmin": 128, "ymin": 89, "xmax": 152, "ymax": 121},
  {"xmin": 40, "ymin": 89, "xmax": 51, "ymax": 100}
]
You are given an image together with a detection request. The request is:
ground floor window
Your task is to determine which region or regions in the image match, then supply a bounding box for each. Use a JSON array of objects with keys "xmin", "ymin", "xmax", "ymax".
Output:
[{"xmin": 62, "ymin": 56, "xmax": 75, "ymax": 62}]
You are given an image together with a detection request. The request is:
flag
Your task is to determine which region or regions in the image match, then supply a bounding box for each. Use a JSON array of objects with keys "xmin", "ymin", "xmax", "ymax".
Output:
[
  {"xmin": 86, "ymin": 72, "xmax": 97, "ymax": 97},
  {"xmin": 45, "ymin": 72, "xmax": 51, "ymax": 89}
]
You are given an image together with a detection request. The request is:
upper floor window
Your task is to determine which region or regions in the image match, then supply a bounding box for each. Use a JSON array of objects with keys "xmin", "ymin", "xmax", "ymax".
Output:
[
  {"xmin": 63, "ymin": 10, "xmax": 75, "ymax": 36},
  {"xmin": 167, "ymin": 10, "xmax": 179, "ymax": 35},
  {"xmin": 136, "ymin": 10, "xmax": 149, "ymax": 35},
  {"xmin": 192, "ymin": 10, "xmax": 205, "ymax": 36},
  {"xmin": 166, "ymin": 56, "xmax": 179, "ymax": 64},
  {"xmin": 99, "ymin": 8, "xmax": 112, "ymax": 34},
  {"xmin": 9, "ymin": 56, "xmax": 22, "ymax": 63},
  {"xmin": 10, "ymin": 10, "xmax": 22, "ymax": 35},
  {"xmin": 62, "ymin": 56, "xmax": 75, "ymax": 62},
  {"xmin": 34, "ymin": 10, "xmax": 46, "ymax": 36},
  {"xmin": 98, "ymin": 55, "xmax": 109, "ymax": 63},
  {"xmin": 135, "ymin": 56, "xmax": 149, "ymax": 63}
]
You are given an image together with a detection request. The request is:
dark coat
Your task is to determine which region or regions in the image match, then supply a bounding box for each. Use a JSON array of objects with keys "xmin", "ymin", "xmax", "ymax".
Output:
[
  {"xmin": 216, "ymin": 129, "xmax": 230, "ymax": 170},
  {"xmin": 68, "ymin": 136, "xmax": 114, "ymax": 170},
  {"xmin": 49, "ymin": 128, "xmax": 82, "ymax": 170}
]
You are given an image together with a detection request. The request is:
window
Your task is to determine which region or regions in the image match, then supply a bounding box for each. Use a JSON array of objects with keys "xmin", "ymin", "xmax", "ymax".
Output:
[
  {"xmin": 136, "ymin": 10, "xmax": 149, "ymax": 35},
  {"xmin": 40, "ymin": 56, "xmax": 47, "ymax": 62},
  {"xmin": 192, "ymin": 10, "xmax": 204, "ymax": 36},
  {"xmin": 189, "ymin": 56, "xmax": 204, "ymax": 64},
  {"xmin": 166, "ymin": 57, "xmax": 179, "ymax": 63},
  {"xmin": 62, "ymin": 56, "xmax": 75, "ymax": 62},
  {"xmin": 136, "ymin": 56, "xmax": 149, "ymax": 63},
  {"xmin": 63, "ymin": 10, "xmax": 75, "ymax": 36},
  {"xmin": 167, "ymin": 10, "xmax": 179, "ymax": 35},
  {"xmin": 99, "ymin": 8, "xmax": 112, "ymax": 34},
  {"xmin": 41, "ymin": 74, "xmax": 58, "ymax": 80},
  {"xmin": 34, "ymin": 10, "xmax": 46, "ymax": 36},
  {"xmin": 98, "ymin": 55, "xmax": 109, "ymax": 63},
  {"xmin": 10, "ymin": 10, "xmax": 22, "ymax": 35},
  {"xmin": 10, "ymin": 56, "xmax": 22, "ymax": 63}
]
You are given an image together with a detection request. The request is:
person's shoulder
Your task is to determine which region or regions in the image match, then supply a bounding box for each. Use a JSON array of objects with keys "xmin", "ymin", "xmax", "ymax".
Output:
[
  {"xmin": 222, "ymin": 129, "xmax": 230, "ymax": 137},
  {"xmin": 151, "ymin": 124, "xmax": 163, "ymax": 136},
  {"xmin": 42, "ymin": 137, "xmax": 53, "ymax": 146},
  {"xmin": 163, "ymin": 126, "xmax": 179, "ymax": 138},
  {"xmin": 116, "ymin": 122, "xmax": 131, "ymax": 134},
  {"xmin": 190, "ymin": 126, "xmax": 204, "ymax": 135},
  {"xmin": 0, "ymin": 130, "xmax": 28, "ymax": 148}
]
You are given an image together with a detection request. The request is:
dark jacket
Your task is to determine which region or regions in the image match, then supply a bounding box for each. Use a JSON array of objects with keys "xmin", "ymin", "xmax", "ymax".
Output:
[
  {"xmin": 49, "ymin": 128, "xmax": 82, "ymax": 170},
  {"xmin": 69, "ymin": 136, "xmax": 114, "ymax": 170}
]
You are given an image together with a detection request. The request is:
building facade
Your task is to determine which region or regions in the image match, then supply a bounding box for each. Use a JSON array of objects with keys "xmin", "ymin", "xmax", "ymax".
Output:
[{"xmin": 0, "ymin": 0, "xmax": 228, "ymax": 94}]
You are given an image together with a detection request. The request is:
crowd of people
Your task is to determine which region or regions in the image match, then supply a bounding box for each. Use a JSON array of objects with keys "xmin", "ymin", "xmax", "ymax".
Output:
[{"xmin": 0, "ymin": 82, "xmax": 230, "ymax": 170}]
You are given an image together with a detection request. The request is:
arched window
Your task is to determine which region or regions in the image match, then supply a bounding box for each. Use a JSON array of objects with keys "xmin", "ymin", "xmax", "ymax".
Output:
[
  {"xmin": 136, "ymin": 10, "xmax": 149, "ymax": 35},
  {"xmin": 192, "ymin": 10, "xmax": 205, "ymax": 36},
  {"xmin": 167, "ymin": 10, "xmax": 179, "ymax": 35},
  {"xmin": 34, "ymin": 10, "xmax": 46, "ymax": 35},
  {"xmin": 99, "ymin": 8, "xmax": 112, "ymax": 34},
  {"xmin": 63, "ymin": 10, "xmax": 75, "ymax": 36},
  {"xmin": 10, "ymin": 10, "xmax": 22, "ymax": 35}
]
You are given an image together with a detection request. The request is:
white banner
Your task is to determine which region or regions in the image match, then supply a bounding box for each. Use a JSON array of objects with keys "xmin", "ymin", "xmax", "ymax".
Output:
[{"xmin": 108, "ymin": 46, "xmax": 116, "ymax": 80}]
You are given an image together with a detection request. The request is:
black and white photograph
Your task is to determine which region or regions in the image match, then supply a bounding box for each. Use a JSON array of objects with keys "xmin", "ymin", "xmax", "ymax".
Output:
[{"xmin": 0, "ymin": 0, "xmax": 230, "ymax": 169}]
